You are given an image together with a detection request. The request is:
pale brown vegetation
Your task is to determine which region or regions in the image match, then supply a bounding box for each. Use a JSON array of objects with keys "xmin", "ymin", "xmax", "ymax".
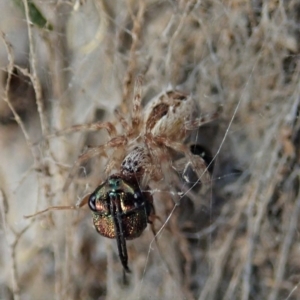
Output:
[{"xmin": 0, "ymin": 1, "xmax": 300, "ymax": 300}]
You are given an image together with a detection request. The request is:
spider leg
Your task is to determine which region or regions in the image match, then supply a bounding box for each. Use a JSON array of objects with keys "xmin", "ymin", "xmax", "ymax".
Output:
[
  {"xmin": 174, "ymin": 156, "xmax": 206, "ymax": 184},
  {"xmin": 154, "ymin": 137, "xmax": 211, "ymax": 186},
  {"xmin": 131, "ymin": 75, "xmax": 143, "ymax": 128},
  {"xmin": 185, "ymin": 111, "xmax": 219, "ymax": 131},
  {"xmin": 35, "ymin": 121, "xmax": 118, "ymax": 145},
  {"xmin": 157, "ymin": 149, "xmax": 181, "ymax": 200},
  {"xmin": 24, "ymin": 193, "xmax": 90, "ymax": 219},
  {"xmin": 63, "ymin": 136, "xmax": 128, "ymax": 191},
  {"xmin": 172, "ymin": 174, "xmax": 207, "ymax": 206},
  {"xmin": 24, "ymin": 205, "xmax": 78, "ymax": 219},
  {"xmin": 142, "ymin": 136, "xmax": 166, "ymax": 182},
  {"xmin": 114, "ymin": 109, "xmax": 131, "ymax": 134},
  {"xmin": 168, "ymin": 208, "xmax": 194, "ymax": 299}
]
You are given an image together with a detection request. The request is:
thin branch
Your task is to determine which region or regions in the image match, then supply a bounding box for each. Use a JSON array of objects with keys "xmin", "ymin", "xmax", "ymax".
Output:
[{"xmin": 22, "ymin": 0, "xmax": 49, "ymax": 135}]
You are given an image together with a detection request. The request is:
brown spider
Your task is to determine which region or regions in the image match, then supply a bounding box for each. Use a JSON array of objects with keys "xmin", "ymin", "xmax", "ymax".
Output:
[{"xmin": 25, "ymin": 77, "xmax": 218, "ymax": 273}]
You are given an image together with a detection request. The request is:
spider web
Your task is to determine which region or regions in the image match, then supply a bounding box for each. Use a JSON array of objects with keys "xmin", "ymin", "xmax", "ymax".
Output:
[{"xmin": 0, "ymin": 1, "xmax": 300, "ymax": 300}]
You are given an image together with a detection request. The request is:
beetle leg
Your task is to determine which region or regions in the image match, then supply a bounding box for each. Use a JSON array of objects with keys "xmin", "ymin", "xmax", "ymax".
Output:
[{"xmin": 110, "ymin": 193, "xmax": 131, "ymax": 273}]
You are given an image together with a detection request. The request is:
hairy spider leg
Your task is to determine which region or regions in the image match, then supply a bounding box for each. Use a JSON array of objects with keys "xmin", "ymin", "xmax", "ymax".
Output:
[
  {"xmin": 63, "ymin": 136, "xmax": 128, "ymax": 191},
  {"xmin": 148, "ymin": 138, "xmax": 181, "ymax": 198},
  {"xmin": 172, "ymin": 175, "xmax": 206, "ymax": 205},
  {"xmin": 142, "ymin": 141, "xmax": 163, "ymax": 182},
  {"xmin": 154, "ymin": 136, "xmax": 211, "ymax": 186},
  {"xmin": 34, "ymin": 121, "xmax": 118, "ymax": 146},
  {"xmin": 144, "ymin": 136, "xmax": 207, "ymax": 204},
  {"xmin": 185, "ymin": 111, "xmax": 220, "ymax": 131},
  {"xmin": 113, "ymin": 108, "xmax": 131, "ymax": 134},
  {"xmin": 24, "ymin": 193, "xmax": 90, "ymax": 219},
  {"xmin": 131, "ymin": 75, "xmax": 143, "ymax": 129}
]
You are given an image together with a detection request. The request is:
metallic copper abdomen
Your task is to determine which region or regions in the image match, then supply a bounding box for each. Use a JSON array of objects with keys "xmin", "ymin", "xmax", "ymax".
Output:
[
  {"xmin": 88, "ymin": 174, "xmax": 154, "ymax": 272},
  {"xmin": 93, "ymin": 208, "xmax": 148, "ymax": 240}
]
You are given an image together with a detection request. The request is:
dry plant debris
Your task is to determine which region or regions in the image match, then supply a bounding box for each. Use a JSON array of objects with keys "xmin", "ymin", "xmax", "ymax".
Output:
[{"xmin": 0, "ymin": 1, "xmax": 300, "ymax": 300}]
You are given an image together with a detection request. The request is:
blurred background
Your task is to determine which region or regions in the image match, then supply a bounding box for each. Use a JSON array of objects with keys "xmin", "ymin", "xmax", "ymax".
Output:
[{"xmin": 0, "ymin": 1, "xmax": 300, "ymax": 299}]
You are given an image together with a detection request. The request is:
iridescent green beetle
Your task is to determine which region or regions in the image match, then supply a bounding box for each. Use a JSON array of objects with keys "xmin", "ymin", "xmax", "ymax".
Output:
[{"xmin": 88, "ymin": 173, "xmax": 154, "ymax": 273}]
